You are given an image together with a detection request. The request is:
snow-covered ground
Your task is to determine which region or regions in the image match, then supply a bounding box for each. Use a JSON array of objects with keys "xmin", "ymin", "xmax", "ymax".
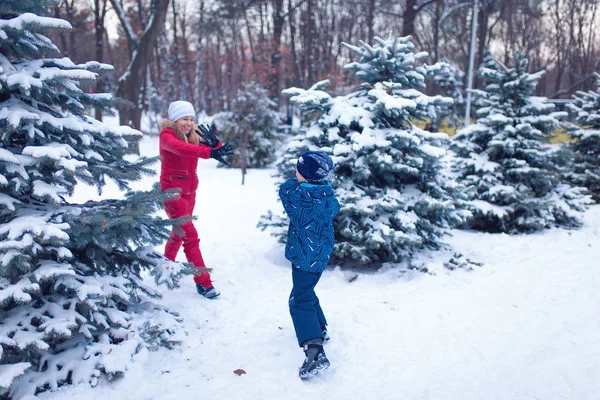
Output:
[{"xmin": 42, "ymin": 136, "xmax": 599, "ymax": 400}]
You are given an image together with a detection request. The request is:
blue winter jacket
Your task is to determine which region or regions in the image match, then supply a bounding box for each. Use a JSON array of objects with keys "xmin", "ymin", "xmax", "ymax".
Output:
[{"xmin": 279, "ymin": 178, "xmax": 340, "ymax": 273}]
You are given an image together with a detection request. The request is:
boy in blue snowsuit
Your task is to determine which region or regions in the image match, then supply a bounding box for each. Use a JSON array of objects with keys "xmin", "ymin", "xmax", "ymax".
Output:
[{"xmin": 279, "ymin": 151, "xmax": 340, "ymax": 379}]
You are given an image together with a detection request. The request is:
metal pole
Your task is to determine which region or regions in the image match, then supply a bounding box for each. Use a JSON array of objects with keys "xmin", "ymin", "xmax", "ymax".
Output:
[{"xmin": 464, "ymin": 0, "xmax": 479, "ymax": 127}]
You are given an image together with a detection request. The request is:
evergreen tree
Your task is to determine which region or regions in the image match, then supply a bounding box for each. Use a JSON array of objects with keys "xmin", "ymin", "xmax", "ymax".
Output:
[
  {"xmin": 565, "ymin": 72, "xmax": 600, "ymax": 202},
  {"xmin": 432, "ymin": 58, "xmax": 465, "ymax": 129},
  {"xmin": 261, "ymin": 36, "xmax": 467, "ymax": 266},
  {"xmin": 213, "ymin": 82, "xmax": 284, "ymax": 180},
  {"xmin": 451, "ymin": 50, "xmax": 590, "ymax": 233},
  {"xmin": 0, "ymin": 6, "xmax": 187, "ymax": 397}
]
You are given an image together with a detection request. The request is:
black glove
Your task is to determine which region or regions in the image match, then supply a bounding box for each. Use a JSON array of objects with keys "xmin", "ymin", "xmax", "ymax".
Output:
[
  {"xmin": 197, "ymin": 124, "xmax": 220, "ymax": 148},
  {"xmin": 210, "ymin": 142, "xmax": 235, "ymax": 165}
]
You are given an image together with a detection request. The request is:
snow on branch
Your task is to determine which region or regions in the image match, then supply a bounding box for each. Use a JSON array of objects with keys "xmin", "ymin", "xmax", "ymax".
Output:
[
  {"xmin": 0, "ymin": 13, "xmax": 71, "ymax": 32},
  {"xmin": 108, "ymin": 0, "xmax": 139, "ymax": 49}
]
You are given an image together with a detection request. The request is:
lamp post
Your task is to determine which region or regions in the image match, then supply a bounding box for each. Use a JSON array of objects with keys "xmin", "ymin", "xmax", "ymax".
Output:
[{"xmin": 464, "ymin": 0, "xmax": 479, "ymax": 127}]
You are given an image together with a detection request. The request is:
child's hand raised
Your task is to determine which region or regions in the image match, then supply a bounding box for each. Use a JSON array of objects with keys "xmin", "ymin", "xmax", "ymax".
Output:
[
  {"xmin": 197, "ymin": 124, "xmax": 220, "ymax": 148},
  {"xmin": 210, "ymin": 142, "xmax": 235, "ymax": 165}
]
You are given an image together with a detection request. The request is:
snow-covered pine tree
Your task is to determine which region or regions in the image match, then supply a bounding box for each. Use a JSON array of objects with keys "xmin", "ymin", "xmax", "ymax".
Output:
[
  {"xmin": 213, "ymin": 82, "xmax": 284, "ymax": 178},
  {"xmin": 431, "ymin": 58, "xmax": 465, "ymax": 129},
  {"xmin": 451, "ymin": 50, "xmax": 590, "ymax": 232},
  {"xmin": 260, "ymin": 35, "xmax": 467, "ymax": 266},
  {"xmin": 565, "ymin": 72, "xmax": 600, "ymax": 202},
  {"xmin": 0, "ymin": 6, "xmax": 188, "ymax": 398}
]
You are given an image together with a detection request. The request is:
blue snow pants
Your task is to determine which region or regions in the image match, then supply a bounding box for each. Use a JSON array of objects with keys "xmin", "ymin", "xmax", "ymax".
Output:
[{"xmin": 289, "ymin": 265, "xmax": 328, "ymax": 347}]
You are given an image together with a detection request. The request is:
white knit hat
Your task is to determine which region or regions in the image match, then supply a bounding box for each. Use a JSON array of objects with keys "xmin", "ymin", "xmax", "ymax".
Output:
[{"xmin": 168, "ymin": 101, "xmax": 195, "ymax": 122}]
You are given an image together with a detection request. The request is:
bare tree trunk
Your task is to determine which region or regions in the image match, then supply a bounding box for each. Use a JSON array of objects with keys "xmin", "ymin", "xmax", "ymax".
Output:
[
  {"xmin": 259, "ymin": 1, "xmax": 266, "ymax": 43},
  {"xmin": 240, "ymin": 129, "xmax": 248, "ymax": 185},
  {"xmin": 366, "ymin": 0, "xmax": 376, "ymax": 42},
  {"xmin": 433, "ymin": 0, "xmax": 441, "ymax": 62},
  {"xmin": 216, "ymin": 35, "xmax": 224, "ymax": 111},
  {"xmin": 171, "ymin": 0, "xmax": 181, "ymax": 98},
  {"xmin": 403, "ymin": 0, "xmax": 436, "ymax": 39},
  {"xmin": 288, "ymin": 0, "xmax": 302, "ymax": 87},
  {"xmin": 243, "ymin": 4, "xmax": 256, "ymax": 64},
  {"xmin": 505, "ymin": 0, "xmax": 514, "ymax": 63},
  {"xmin": 94, "ymin": 0, "xmax": 108, "ymax": 121},
  {"xmin": 553, "ymin": 0, "xmax": 565, "ymax": 94},
  {"xmin": 194, "ymin": 0, "xmax": 205, "ymax": 111},
  {"xmin": 270, "ymin": 0, "xmax": 285, "ymax": 103},
  {"xmin": 568, "ymin": 0, "xmax": 577, "ymax": 86},
  {"xmin": 476, "ymin": 5, "xmax": 490, "ymax": 88},
  {"xmin": 104, "ymin": 28, "xmax": 114, "ymax": 66},
  {"xmin": 402, "ymin": 0, "xmax": 418, "ymax": 37},
  {"xmin": 110, "ymin": 0, "xmax": 169, "ymax": 128},
  {"xmin": 305, "ymin": 0, "xmax": 315, "ymax": 85},
  {"xmin": 64, "ymin": 0, "xmax": 77, "ymax": 61},
  {"xmin": 54, "ymin": 4, "xmax": 69, "ymax": 57},
  {"xmin": 180, "ymin": 5, "xmax": 196, "ymax": 105}
]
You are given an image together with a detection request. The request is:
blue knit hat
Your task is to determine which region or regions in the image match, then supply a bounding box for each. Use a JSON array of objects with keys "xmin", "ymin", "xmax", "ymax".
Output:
[{"xmin": 297, "ymin": 151, "xmax": 334, "ymax": 183}]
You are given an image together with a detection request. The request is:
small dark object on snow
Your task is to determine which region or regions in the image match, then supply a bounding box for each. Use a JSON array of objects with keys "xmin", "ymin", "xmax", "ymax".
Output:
[{"xmin": 233, "ymin": 369, "xmax": 247, "ymax": 376}]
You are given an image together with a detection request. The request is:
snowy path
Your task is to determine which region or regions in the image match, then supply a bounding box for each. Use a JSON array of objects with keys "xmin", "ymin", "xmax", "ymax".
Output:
[{"xmin": 44, "ymin": 139, "xmax": 600, "ymax": 400}]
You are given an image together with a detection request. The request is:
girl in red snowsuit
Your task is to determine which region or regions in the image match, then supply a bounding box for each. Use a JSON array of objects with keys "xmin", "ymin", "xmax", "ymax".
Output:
[{"xmin": 159, "ymin": 101, "xmax": 233, "ymax": 299}]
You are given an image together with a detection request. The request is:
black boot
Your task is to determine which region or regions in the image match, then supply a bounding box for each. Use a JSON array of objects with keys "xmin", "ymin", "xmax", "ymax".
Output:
[
  {"xmin": 299, "ymin": 343, "xmax": 330, "ymax": 379},
  {"xmin": 196, "ymin": 284, "xmax": 220, "ymax": 299}
]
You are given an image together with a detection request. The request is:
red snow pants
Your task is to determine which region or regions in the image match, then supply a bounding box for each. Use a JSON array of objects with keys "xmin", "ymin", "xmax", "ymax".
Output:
[{"xmin": 163, "ymin": 191, "xmax": 212, "ymax": 287}]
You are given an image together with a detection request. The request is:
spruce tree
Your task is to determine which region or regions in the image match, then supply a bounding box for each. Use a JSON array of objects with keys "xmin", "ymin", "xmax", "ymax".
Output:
[
  {"xmin": 0, "ymin": 6, "xmax": 187, "ymax": 397},
  {"xmin": 432, "ymin": 58, "xmax": 465, "ymax": 129},
  {"xmin": 261, "ymin": 36, "xmax": 466, "ymax": 266},
  {"xmin": 213, "ymin": 82, "xmax": 284, "ymax": 171},
  {"xmin": 566, "ymin": 72, "xmax": 600, "ymax": 202},
  {"xmin": 451, "ymin": 50, "xmax": 590, "ymax": 232}
]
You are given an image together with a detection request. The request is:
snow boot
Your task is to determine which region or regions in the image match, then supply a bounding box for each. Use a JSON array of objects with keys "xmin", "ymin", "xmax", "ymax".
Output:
[
  {"xmin": 299, "ymin": 343, "xmax": 330, "ymax": 379},
  {"xmin": 196, "ymin": 284, "xmax": 220, "ymax": 299}
]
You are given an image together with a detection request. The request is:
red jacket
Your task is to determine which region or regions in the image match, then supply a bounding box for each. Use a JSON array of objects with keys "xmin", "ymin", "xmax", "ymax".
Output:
[{"xmin": 159, "ymin": 128, "xmax": 213, "ymax": 195}]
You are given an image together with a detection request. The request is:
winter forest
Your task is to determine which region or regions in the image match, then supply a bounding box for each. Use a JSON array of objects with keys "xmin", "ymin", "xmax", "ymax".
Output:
[{"xmin": 1, "ymin": 0, "xmax": 600, "ymax": 399}]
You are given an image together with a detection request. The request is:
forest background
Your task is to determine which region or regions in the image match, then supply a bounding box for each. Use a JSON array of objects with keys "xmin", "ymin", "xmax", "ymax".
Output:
[{"xmin": 51, "ymin": 0, "xmax": 600, "ymax": 130}]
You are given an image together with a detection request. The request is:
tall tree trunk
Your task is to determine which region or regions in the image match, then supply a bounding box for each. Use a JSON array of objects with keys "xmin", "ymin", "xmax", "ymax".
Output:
[
  {"xmin": 367, "ymin": 0, "xmax": 376, "ymax": 42},
  {"xmin": 54, "ymin": 4, "xmax": 68, "ymax": 58},
  {"xmin": 305, "ymin": 0, "xmax": 316, "ymax": 85},
  {"xmin": 553, "ymin": 0, "xmax": 565, "ymax": 94},
  {"xmin": 240, "ymin": 129, "xmax": 248, "ymax": 185},
  {"xmin": 476, "ymin": 5, "xmax": 490, "ymax": 88},
  {"xmin": 243, "ymin": 4, "xmax": 256, "ymax": 66},
  {"xmin": 402, "ymin": 0, "xmax": 418, "ymax": 37},
  {"xmin": 65, "ymin": 0, "xmax": 77, "ymax": 61},
  {"xmin": 171, "ymin": 0, "xmax": 181, "ymax": 97},
  {"xmin": 505, "ymin": 0, "xmax": 515, "ymax": 64},
  {"xmin": 111, "ymin": 0, "xmax": 170, "ymax": 128},
  {"xmin": 194, "ymin": 0, "xmax": 205, "ymax": 111},
  {"xmin": 433, "ymin": 0, "xmax": 441, "ymax": 62},
  {"xmin": 288, "ymin": 0, "xmax": 302, "ymax": 87},
  {"xmin": 216, "ymin": 35, "xmax": 223, "ymax": 111},
  {"xmin": 94, "ymin": 0, "xmax": 107, "ymax": 121},
  {"xmin": 270, "ymin": 0, "xmax": 285, "ymax": 103},
  {"xmin": 104, "ymin": 28, "xmax": 114, "ymax": 66}
]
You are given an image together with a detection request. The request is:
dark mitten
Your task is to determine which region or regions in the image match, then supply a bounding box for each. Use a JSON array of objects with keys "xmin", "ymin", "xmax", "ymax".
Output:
[
  {"xmin": 197, "ymin": 124, "xmax": 220, "ymax": 148},
  {"xmin": 210, "ymin": 142, "xmax": 235, "ymax": 165}
]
